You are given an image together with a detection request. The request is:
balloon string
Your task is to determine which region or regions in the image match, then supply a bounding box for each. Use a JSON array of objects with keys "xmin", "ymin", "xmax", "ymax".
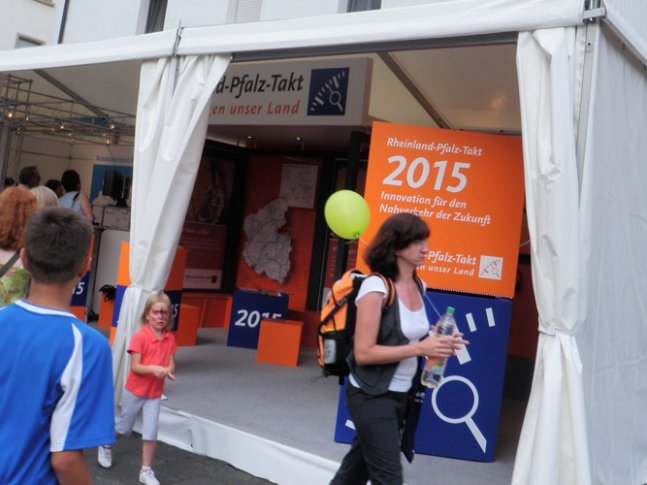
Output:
[{"xmin": 357, "ymin": 236, "xmax": 369, "ymax": 247}]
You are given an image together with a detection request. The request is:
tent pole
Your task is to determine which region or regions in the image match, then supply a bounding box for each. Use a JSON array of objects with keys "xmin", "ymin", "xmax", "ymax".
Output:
[
  {"xmin": 171, "ymin": 22, "xmax": 184, "ymax": 93},
  {"xmin": 575, "ymin": 23, "xmax": 599, "ymax": 190}
]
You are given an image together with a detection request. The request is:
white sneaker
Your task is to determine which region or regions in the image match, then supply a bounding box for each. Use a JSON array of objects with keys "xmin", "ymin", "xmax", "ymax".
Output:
[
  {"xmin": 97, "ymin": 445, "xmax": 113, "ymax": 468},
  {"xmin": 139, "ymin": 468, "xmax": 160, "ymax": 485}
]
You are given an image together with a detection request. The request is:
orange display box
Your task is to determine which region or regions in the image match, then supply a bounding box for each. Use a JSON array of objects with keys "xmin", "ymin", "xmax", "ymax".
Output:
[
  {"xmin": 174, "ymin": 303, "xmax": 200, "ymax": 347},
  {"xmin": 256, "ymin": 318, "xmax": 304, "ymax": 367},
  {"xmin": 97, "ymin": 296, "xmax": 114, "ymax": 330},
  {"xmin": 182, "ymin": 292, "xmax": 233, "ymax": 328}
]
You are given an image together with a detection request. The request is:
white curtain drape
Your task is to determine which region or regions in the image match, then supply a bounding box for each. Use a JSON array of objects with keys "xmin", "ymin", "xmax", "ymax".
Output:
[
  {"xmin": 512, "ymin": 27, "xmax": 592, "ymax": 485},
  {"xmin": 111, "ymin": 54, "xmax": 230, "ymax": 405},
  {"xmin": 578, "ymin": 26, "xmax": 647, "ymax": 485}
]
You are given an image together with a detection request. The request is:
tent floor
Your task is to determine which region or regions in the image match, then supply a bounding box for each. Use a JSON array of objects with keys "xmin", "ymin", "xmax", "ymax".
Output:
[{"xmin": 156, "ymin": 328, "xmax": 525, "ymax": 485}]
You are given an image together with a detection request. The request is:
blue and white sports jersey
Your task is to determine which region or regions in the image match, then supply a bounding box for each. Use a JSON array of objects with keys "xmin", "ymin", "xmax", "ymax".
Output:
[{"xmin": 0, "ymin": 300, "xmax": 115, "ymax": 484}]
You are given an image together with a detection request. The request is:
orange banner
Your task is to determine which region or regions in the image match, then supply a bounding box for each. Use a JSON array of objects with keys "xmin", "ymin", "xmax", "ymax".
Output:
[{"xmin": 360, "ymin": 122, "xmax": 524, "ymax": 298}]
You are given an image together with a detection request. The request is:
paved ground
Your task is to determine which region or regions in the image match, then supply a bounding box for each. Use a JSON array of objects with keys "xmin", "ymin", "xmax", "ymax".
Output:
[{"xmin": 85, "ymin": 432, "xmax": 275, "ymax": 484}]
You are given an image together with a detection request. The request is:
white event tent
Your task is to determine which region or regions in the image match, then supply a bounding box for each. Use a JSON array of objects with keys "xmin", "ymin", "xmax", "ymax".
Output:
[{"xmin": 0, "ymin": 1, "xmax": 646, "ymax": 483}]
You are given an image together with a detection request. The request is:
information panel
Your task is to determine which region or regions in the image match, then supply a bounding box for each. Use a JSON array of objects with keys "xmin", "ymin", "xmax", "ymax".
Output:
[
  {"xmin": 334, "ymin": 290, "xmax": 511, "ymax": 462},
  {"xmin": 362, "ymin": 122, "xmax": 524, "ymax": 297},
  {"xmin": 227, "ymin": 290, "xmax": 289, "ymax": 349}
]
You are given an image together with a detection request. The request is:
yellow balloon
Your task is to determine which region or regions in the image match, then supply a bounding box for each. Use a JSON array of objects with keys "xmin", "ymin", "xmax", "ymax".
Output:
[{"xmin": 324, "ymin": 190, "xmax": 370, "ymax": 240}]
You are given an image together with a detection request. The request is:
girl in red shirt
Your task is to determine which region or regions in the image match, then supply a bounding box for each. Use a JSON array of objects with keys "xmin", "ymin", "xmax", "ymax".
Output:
[{"xmin": 98, "ymin": 291, "xmax": 177, "ymax": 485}]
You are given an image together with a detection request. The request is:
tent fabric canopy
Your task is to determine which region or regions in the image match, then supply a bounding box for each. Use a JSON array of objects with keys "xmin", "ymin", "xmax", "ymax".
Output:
[
  {"xmin": 0, "ymin": 0, "xmax": 584, "ymax": 72},
  {"xmin": 578, "ymin": 25, "xmax": 647, "ymax": 484}
]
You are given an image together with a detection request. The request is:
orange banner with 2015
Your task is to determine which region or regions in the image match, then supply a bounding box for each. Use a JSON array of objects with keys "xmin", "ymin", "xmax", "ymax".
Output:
[{"xmin": 360, "ymin": 122, "xmax": 524, "ymax": 298}]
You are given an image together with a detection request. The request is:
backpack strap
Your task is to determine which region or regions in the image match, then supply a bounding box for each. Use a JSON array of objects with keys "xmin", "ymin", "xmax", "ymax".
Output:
[
  {"xmin": 371, "ymin": 273, "xmax": 396, "ymax": 308},
  {"xmin": 371, "ymin": 272, "xmax": 424, "ymax": 308},
  {"xmin": 0, "ymin": 251, "xmax": 20, "ymax": 279}
]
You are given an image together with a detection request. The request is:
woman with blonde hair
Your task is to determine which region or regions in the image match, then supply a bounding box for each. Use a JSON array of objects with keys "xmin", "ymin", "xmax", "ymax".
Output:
[
  {"xmin": 0, "ymin": 187, "xmax": 38, "ymax": 306},
  {"xmin": 30, "ymin": 185, "xmax": 60, "ymax": 209}
]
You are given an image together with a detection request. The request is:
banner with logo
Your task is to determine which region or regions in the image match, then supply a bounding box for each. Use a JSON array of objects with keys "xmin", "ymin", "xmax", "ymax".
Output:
[
  {"xmin": 208, "ymin": 58, "xmax": 371, "ymax": 126},
  {"xmin": 362, "ymin": 122, "xmax": 524, "ymax": 297},
  {"xmin": 334, "ymin": 291, "xmax": 512, "ymax": 462}
]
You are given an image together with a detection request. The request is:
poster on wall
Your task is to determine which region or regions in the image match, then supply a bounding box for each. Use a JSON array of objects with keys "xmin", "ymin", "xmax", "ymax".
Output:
[
  {"xmin": 180, "ymin": 156, "xmax": 235, "ymax": 290},
  {"xmin": 361, "ymin": 122, "xmax": 524, "ymax": 298},
  {"xmin": 279, "ymin": 163, "xmax": 318, "ymax": 209},
  {"xmin": 90, "ymin": 153, "xmax": 134, "ymax": 230}
]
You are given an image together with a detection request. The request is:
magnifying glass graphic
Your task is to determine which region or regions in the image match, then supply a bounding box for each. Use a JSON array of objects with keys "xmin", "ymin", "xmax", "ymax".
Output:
[
  {"xmin": 325, "ymin": 86, "xmax": 344, "ymax": 113},
  {"xmin": 431, "ymin": 375, "xmax": 487, "ymax": 453}
]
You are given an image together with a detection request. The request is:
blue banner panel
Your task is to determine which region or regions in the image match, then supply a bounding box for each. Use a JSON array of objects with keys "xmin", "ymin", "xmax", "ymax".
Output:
[
  {"xmin": 165, "ymin": 289, "xmax": 182, "ymax": 332},
  {"xmin": 70, "ymin": 273, "xmax": 90, "ymax": 307},
  {"xmin": 227, "ymin": 290, "xmax": 289, "ymax": 349},
  {"xmin": 112, "ymin": 285, "xmax": 127, "ymax": 327},
  {"xmin": 334, "ymin": 291, "xmax": 511, "ymax": 462}
]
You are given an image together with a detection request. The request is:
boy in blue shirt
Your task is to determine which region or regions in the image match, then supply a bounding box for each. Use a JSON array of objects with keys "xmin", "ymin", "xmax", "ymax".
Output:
[{"xmin": 0, "ymin": 208, "xmax": 115, "ymax": 484}]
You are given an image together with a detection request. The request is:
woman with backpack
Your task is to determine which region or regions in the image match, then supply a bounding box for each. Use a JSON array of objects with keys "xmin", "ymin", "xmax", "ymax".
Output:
[{"xmin": 330, "ymin": 213, "xmax": 467, "ymax": 485}]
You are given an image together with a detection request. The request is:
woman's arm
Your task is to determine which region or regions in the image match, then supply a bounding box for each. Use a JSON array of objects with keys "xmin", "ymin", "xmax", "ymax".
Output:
[
  {"xmin": 78, "ymin": 192, "xmax": 95, "ymax": 223},
  {"xmin": 353, "ymin": 291, "xmax": 460, "ymax": 366}
]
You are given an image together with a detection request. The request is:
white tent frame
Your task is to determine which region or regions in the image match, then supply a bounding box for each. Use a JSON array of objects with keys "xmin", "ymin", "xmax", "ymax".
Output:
[{"xmin": 1, "ymin": 1, "xmax": 646, "ymax": 484}]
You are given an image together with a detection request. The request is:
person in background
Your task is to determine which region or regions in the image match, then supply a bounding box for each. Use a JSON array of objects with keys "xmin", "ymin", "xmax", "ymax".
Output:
[
  {"xmin": 0, "ymin": 208, "xmax": 114, "ymax": 484},
  {"xmin": 98, "ymin": 291, "xmax": 177, "ymax": 485},
  {"xmin": 0, "ymin": 187, "xmax": 38, "ymax": 307},
  {"xmin": 330, "ymin": 213, "xmax": 467, "ymax": 485},
  {"xmin": 18, "ymin": 165, "xmax": 41, "ymax": 189},
  {"xmin": 3, "ymin": 177, "xmax": 16, "ymax": 189},
  {"xmin": 45, "ymin": 179, "xmax": 65, "ymax": 198},
  {"xmin": 59, "ymin": 169, "xmax": 94, "ymax": 223},
  {"xmin": 31, "ymin": 186, "xmax": 60, "ymax": 209}
]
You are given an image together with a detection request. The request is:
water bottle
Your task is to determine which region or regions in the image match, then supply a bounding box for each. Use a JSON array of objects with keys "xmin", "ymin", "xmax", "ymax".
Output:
[{"xmin": 420, "ymin": 306, "xmax": 456, "ymax": 388}]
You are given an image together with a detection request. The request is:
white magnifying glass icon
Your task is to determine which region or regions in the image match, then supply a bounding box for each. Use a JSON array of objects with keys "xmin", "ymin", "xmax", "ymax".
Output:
[
  {"xmin": 431, "ymin": 375, "xmax": 487, "ymax": 453},
  {"xmin": 325, "ymin": 86, "xmax": 344, "ymax": 113}
]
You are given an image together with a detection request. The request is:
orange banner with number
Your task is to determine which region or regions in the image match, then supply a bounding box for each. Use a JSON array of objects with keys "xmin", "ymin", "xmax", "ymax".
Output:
[{"xmin": 360, "ymin": 122, "xmax": 524, "ymax": 298}]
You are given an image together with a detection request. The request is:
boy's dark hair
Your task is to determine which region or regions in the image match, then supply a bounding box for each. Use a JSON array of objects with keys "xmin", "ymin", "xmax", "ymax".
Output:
[
  {"xmin": 364, "ymin": 213, "xmax": 430, "ymax": 280},
  {"xmin": 61, "ymin": 170, "xmax": 81, "ymax": 192},
  {"xmin": 24, "ymin": 208, "xmax": 93, "ymax": 284}
]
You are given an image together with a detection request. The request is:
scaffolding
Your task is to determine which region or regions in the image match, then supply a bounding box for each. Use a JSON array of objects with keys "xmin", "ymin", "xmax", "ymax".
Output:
[{"xmin": 0, "ymin": 73, "xmax": 136, "ymax": 181}]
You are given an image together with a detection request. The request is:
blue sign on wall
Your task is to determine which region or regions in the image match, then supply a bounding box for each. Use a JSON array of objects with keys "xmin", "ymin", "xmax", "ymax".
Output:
[
  {"xmin": 227, "ymin": 290, "xmax": 289, "ymax": 349},
  {"xmin": 90, "ymin": 165, "xmax": 133, "ymax": 201},
  {"xmin": 70, "ymin": 273, "xmax": 90, "ymax": 307},
  {"xmin": 307, "ymin": 68, "xmax": 349, "ymax": 116},
  {"xmin": 334, "ymin": 290, "xmax": 512, "ymax": 462}
]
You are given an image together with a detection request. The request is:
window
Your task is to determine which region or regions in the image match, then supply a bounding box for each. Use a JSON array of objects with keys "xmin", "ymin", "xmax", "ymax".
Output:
[
  {"xmin": 146, "ymin": 0, "xmax": 168, "ymax": 33},
  {"xmin": 347, "ymin": 0, "xmax": 381, "ymax": 12},
  {"xmin": 235, "ymin": 0, "xmax": 262, "ymax": 23}
]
